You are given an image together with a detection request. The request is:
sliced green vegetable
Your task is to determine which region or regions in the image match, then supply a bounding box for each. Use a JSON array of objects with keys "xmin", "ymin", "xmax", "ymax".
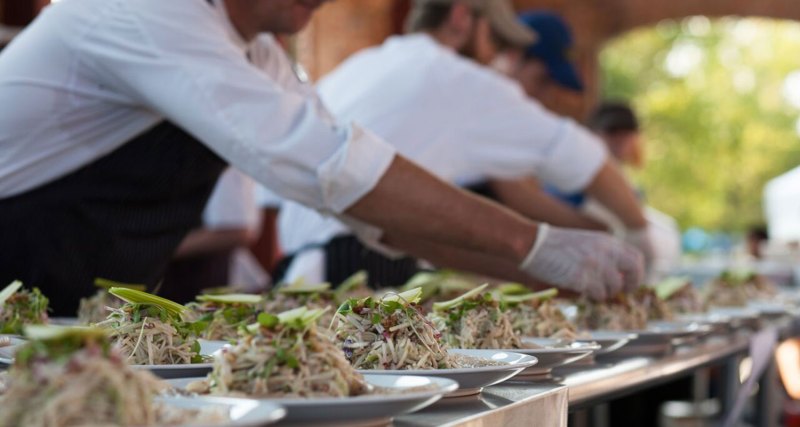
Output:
[
  {"xmin": 654, "ymin": 277, "xmax": 691, "ymax": 300},
  {"xmin": 336, "ymin": 270, "xmax": 367, "ymax": 295},
  {"xmin": 108, "ymin": 288, "xmax": 186, "ymax": 317},
  {"xmin": 497, "ymin": 283, "xmax": 530, "ymax": 296},
  {"xmin": 196, "ymin": 293, "xmax": 262, "ymax": 305},
  {"xmin": 0, "ymin": 280, "xmax": 22, "ymax": 306},
  {"xmin": 277, "ymin": 278, "xmax": 331, "ymax": 294},
  {"xmin": 432, "ymin": 283, "xmax": 490, "ymax": 312},
  {"xmin": 94, "ymin": 278, "xmax": 146, "ymax": 292},
  {"xmin": 500, "ymin": 288, "xmax": 559, "ymax": 304},
  {"xmin": 381, "ymin": 288, "xmax": 422, "ymax": 305}
]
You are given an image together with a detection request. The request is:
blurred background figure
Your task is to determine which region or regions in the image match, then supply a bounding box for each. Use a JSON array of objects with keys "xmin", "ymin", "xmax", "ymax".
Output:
[{"xmin": 488, "ymin": 11, "xmax": 657, "ymax": 276}]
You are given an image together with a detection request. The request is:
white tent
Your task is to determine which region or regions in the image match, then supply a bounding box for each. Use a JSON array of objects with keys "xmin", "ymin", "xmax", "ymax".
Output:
[{"xmin": 764, "ymin": 165, "xmax": 800, "ymax": 243}]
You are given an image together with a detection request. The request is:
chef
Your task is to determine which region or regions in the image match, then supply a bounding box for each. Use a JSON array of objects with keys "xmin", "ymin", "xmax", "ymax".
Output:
[
  {"xmin": 0, "ymin": 0, "xmax": 642, "ymax": 315},
  {"xmin": 277, "ymin": 0, "xmax": 649, "ymax": 288}
]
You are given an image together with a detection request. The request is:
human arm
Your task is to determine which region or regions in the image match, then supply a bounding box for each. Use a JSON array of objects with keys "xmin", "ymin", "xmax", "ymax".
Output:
[
  {"xmin": 488, "ymin": 177, "xmax": 607, "ymax": 230},
  {"xmin": 82, "ymin": 4, "xmax": 641, "ymax": 297},
  {"xmin": 173, "ymin": 228, "xmax": 257, "ymax": 258},
  {"xmin": 345, "ymin": 157, "xmax": 644, "ymax": 299}
]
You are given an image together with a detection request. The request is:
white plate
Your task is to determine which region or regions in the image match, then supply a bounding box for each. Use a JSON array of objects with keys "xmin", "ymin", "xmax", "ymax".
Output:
[
  {"xmin": 708, "ymin": 307, "xmax": 761, "ymax": 330},
  {"xmin": 579, "ymin": 331, "xmax": 637, "ymax": 356},
  {"xmin": 199, "ymin": 339, "xmax": 230, "ymax": 356},
  {"xmin": 515, "ymin": 338, "xmax": 601, "ymax": 377},
  {"xmin": 157, "ymin": 395, "xmax": 285, "ymax": 427},
  {"xmin": 0, "ymin": 335, "xmax": 214, "ymax": 378},
  {"xmin": 167, "ymin": 374, "xmax": 456, "ymax": 426},
  {"xmin": 748, "ymin": 301, "xmax": 792, "ymax": 318},
  {"xmin": 676, "ymin": 313, "xmax": 732, "ymax": 335},
  {"xmin": 134, "ymin": 362, "xmax": 215, "ymax": 379},
  {"xmin": 357, "ymin": 349, "xmax": 537, "ymax": 397},
  {"xmin": 593, "ymin": 321, "xmax": 711, "ymax": 357}
]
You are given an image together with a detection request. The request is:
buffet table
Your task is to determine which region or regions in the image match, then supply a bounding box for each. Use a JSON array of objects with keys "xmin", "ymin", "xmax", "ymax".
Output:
[{"xmin": 396, "ymin": 318, "xmax": 792, "ymax": 427}]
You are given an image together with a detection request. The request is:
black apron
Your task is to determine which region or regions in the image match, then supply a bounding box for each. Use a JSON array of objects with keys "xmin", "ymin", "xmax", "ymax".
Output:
[{"xmin": 0, "ymin": 122, "xmax": 227, "ymax": 316}]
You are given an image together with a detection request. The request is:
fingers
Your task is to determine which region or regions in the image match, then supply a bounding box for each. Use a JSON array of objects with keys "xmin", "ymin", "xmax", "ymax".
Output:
[
  {"xmin": 617, "ymin": 244, "xmax": 645, "ymax": 292},
  {"xmin": 602, "ymin": 266, "xmax": 624, "ymax": 298}
]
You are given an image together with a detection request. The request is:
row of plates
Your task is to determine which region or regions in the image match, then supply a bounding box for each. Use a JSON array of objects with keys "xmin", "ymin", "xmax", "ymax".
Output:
[{"xmin": 0, "ymin": 307, "xmax": 786, "ymax": 426}]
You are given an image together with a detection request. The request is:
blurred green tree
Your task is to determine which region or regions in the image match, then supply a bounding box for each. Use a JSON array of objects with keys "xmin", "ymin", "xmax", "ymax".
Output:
[{"xmin": 600, "ymin": 16, "xmax": 800, "ymax": 233}]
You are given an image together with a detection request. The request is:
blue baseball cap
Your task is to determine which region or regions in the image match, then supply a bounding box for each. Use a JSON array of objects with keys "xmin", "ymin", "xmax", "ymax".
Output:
[{"xmin": 518, "ymin": 11, "xmax": 583, "ymax": 92}]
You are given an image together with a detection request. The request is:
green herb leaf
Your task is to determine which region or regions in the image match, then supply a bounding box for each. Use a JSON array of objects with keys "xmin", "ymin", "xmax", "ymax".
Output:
[{"xmin": 258, "ymin": 313, "xmax": 279, "ymax": 328}]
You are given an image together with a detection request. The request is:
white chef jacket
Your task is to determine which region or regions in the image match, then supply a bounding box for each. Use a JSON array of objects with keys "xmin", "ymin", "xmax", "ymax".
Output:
[
  {"xmin": 0, "ymin": 0, "xmax": 396, "ymax": 218},
  {"xmin": 279, "ymin": 33, "xmax": 607, "ymax": 257},
  {"xmin": 203, "ymin": 168, "xmax": 262, "ymax": 233}
]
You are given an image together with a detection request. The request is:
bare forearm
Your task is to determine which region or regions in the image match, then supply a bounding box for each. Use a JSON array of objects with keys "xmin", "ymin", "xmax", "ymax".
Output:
[
  {"xmin": 489, "ymin": 178, "xmax": 607, "ymax": 231},
  {"xmin": 344, "ymin": 156, "xmax": 538, "ymax": 263},
  {"xmin": 584, "ymin": 161, "xmax": 647, "ymax": 229},
  {"xmin": 385, "ymin": 235, "xmax": 555, "ymax": 292},
  {"xmin": 174, "ymin": 228, "xmax": 254, "ymax": 258}
]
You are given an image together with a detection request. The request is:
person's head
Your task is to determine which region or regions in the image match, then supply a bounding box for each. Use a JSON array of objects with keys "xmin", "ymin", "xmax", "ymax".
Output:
[
  {"xmin": 405, "ymin": 0, "xmax": 536, "ymax": 65},
  {"xmin": 225, "ymin": 0, "xmax": 331, "ymax": 40},
  {"xmin": 746, "ymin": 225, "xmax": 769, "ymax": 259},
  {"xmin": 588, "ymin": 102, "xmax": 644, "ymax": 168},
  {"xmin": 491, "ymin": 11, "xmax": 582, "ymax": 100}
]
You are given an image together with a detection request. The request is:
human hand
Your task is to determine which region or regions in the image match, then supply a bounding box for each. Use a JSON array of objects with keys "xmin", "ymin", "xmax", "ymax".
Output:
[{"xmin": 519, "ymin": 224, "xmax": 645, "ymax": 300}]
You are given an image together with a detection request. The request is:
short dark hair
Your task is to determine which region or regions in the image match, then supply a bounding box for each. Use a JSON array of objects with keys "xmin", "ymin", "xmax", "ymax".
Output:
[
  {"xmin": 405, "ymin": 4, "xmax": 454, "ymax": 33},
  {"xmin": 588, "ymin": 102, "xmax": 639, "ymax": 134}
]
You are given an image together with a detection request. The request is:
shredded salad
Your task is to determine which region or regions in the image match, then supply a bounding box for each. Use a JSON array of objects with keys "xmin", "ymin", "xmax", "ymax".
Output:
[
  {"xmin": 576, "ymin": 286, "xmax": 673, "ymax": 331},
  {"xmin": 498, "ymin": 286, "xmax": 579, "ymax": 339},
  {"xmin": 0, "ymin": 281, "xmax": 49, "ymax": 335},
  {"xmin": 334, "ymin": 288, "xmax": 457, "ymax": 370},
  {"xmin": 77, "ymin": 278, "xmax": 146, "ymax": 325},
  {"xmin": 186, "ymin": 293, "xmax": 262, "ymax": 341},
  {"xmin": 193, "ymin": 306, "xmax": 368, "ymax": 398},
  {"xmin": 427, "ymin": 284, "xmax": 523, "ymax": 350},
  {"xmin": 705, "ymin": 271, "xmax": 778, "ymax": 308},
  {"xmin": 95, "ymin": 288, "xmax": 204, "ymax": 365},
  {"xmin": 0, "ymin": 325, "xmax": 225, "ymax": 427}
]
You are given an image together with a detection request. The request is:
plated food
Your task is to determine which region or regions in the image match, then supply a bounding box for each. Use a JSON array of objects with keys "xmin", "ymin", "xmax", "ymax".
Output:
[
  {"xmin": 654, "ymin": 278, "xmax": 705, "ymax": 315},
  {"xmin": 400, "ymin": 271, "xmax": 478, "ymax": 310},
  {"xmin": 428, "ymin": 284, "xmax": 524, "ymax": 349},
  {"xmin": 0, "ymin": 325, "xmax": 228, "ymax": 427},
  {"xmin": 77, "ymin": 278, "xmax": 145, "ymax": 325},
  {"xmin": 0, "ymin": 281, "xmax": 49, "ymax": 335},
  {"xmin": 704, "ymin": 271, "xmax": 779, "ymax": 308},
  {"xmin": 96, "ymin": 288, "xmax": 205, "ymax": 365},
  {"xmin": 334, "ymin": 288, "xmax": 458, "ymax": 370},
  {"xmin": 498, "ymin": 286, "xmax": 580, "ymax": 340},
  {"xmin": 190, "ymin": 306, "xmax": 367, "ymax": 398},
  {"xmin": 575, "ymin": 287, "xmax": 673, "ymax": 331}
]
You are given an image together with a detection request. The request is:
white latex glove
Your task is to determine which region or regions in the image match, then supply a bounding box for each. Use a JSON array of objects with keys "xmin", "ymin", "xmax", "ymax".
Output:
[
  {"xmin": 519, "ymin": 224, "xmax": 645, "ymax": 300},
  {"xmin": 624, "ymin": 227, "xmax": 655, "ymax": 275}
]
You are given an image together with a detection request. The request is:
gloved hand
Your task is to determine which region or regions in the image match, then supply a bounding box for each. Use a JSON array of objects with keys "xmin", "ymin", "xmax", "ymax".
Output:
[
  {"xmin": 624, "ymin": 227, "xmax": 655, "ymax": 275},
  {"xmin": 519, "ymin": 224, "xmax": 645, "ymax": 300}
]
